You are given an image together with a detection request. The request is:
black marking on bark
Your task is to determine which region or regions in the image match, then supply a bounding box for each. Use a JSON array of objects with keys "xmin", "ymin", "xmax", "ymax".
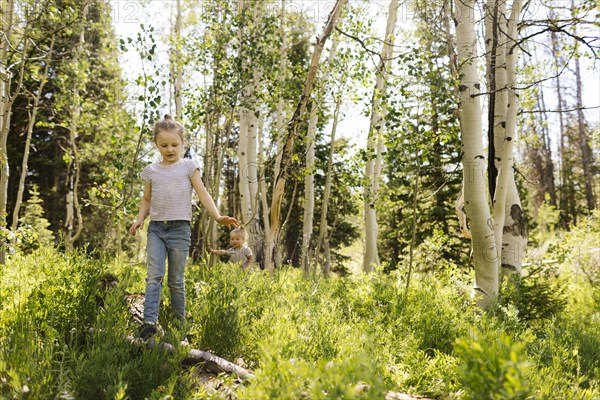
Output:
[
  {"xmin": 459, "ymin": 84, "xmax": 468, "ymax": 92},
  {"xmin": 506, "ymin": 137, "xmax": 512, "ymax": 141},
  {"xmin": 475, "ymin": 155, "xmax": 484, "ymax": 160},
  {"xmin": 474, "ymin": 83, "xmax": 481, "ymax": 90},
  {"xmin": 503, "ymin": 204, "xmax": 527, "ymax": 236}
]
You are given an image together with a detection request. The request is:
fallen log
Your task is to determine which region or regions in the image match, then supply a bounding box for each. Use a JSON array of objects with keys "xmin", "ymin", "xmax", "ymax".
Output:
[
  {"xmin": 125, "ymin": 335, "xmax": 256, "ymax": 380},
  {"xmin": 122, "ymin": 292, "xmax": 254, "ymax": 380}
]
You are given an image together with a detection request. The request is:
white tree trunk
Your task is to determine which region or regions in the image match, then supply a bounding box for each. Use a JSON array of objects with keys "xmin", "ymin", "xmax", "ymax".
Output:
[
  {"xmin": 497, "ymin": 0, "xmax": 526, "ymax": 277},
  {"xmin": 258, "ymin": 115, "xmax": 270, "ymax": 247},
  {"xmin": 248, "ymin": 70, "xmax": 260, "ymax": 215},
  {"xmin": 300, "ymin": 101, "xmax": 318, "ymax": 273},
  {"xmin": 238, "ymin": 107, "xmax": 253, "ymax": 225},
  {"xmin": 0, "ymin": 0, "xmax": 15, "ymax": 263},
  {"xmin": 238, "ymin": 1, "xmax": 263, "ymax": 261},
  {"xmin": 173, "ymin": 0, "xmax": 183, "ymax": 120},
  {"xmin": 237, "ymin": 0, "xmax": 258, "ymax": 228},
  {"xmin": 484, "ymin": 0, "xmax": 508, "ymax": 197},
  {"xmin": 273, "ymin": 0, "xmax": 287, "ymax": 183},
  {"xmin": 487, "ymin": 0, "xmax": 509, "ymax": 263},
  {"xmin": 363, "ymin": 0, "xmax": 399, "ymax": 273},
  {"xmin": 456, "ymin": 0, "xmax": 498, "ymax": 306},
  {"xmin": 316, "ymin": 87, "xmax": 342, "ymax": 277}
]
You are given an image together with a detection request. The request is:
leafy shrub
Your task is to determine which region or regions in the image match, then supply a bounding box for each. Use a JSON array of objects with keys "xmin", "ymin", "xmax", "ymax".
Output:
[
  {"xmin": 499, "ymin": 268, "xmax": 567, "ymax": 323},
  {"xmin": 455, "ymin": 330, "xmax": 532, "ymax": 399}
]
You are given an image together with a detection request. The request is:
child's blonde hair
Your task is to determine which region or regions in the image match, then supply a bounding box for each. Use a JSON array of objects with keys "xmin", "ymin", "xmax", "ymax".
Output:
[
  {"xmin": 153, "ymin": 114, "xmax": 185, "ymax": 143},
  {"xmin": 230, "ymin": 227, "xmax": 247, "ymax": 241}
]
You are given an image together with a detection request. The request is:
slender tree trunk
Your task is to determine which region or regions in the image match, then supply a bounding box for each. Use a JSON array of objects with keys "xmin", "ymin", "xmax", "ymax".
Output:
[
  {"xmin": 457, "ymin": 0, "xmax": 498, "ymax": 307},
  {"xmin": 484, "ymin": 0, "xmax": 507, "ymax": 199},
  {"xmin": 237, "ymin": 1, "xmax": 263, "ymax": 261},
  {"xmin": 550, "ymin": 27, "xmax": 573, "ymax": 227},
  {"xmin": 494, "ymin": 0, "xmax": 527, "ymax": 279},
  {"xmin": 64, "ymin": 4, "xmax": 89, "ymax": 249},
  {"xmin": 12, "ymin": 38, "xmax": 53, "ymax": 230},
  {"xmin": 537, "ymin": 88, "xmax": 557, "ymax": 207},
  {"xmin": 173, "ymin": 0, "xmax": 183, "ymax": 120},
  {"xmin": 238, "ymin": 108, "xmax": 252, "ymax": 224},
  {"xmin": 363, "ymin": 0, "xmax": 399, "ymax": 273},
  {"xmin": 265, "ymin": 0, "xmax": 347, "ymax": 271},
  {"xmin": 406, "ymin": 165, "xmax": 420, "ymax": 294},
  {"xmin": 258, "ymin": 117, "xmax": 270, "ymax": 234},
  {"xmin": 315, "ymin": 84, "xmax": 343, "ymax": 277},
  {"xmin": 442, "ymin": 0, "xmax": 458, "ymax": 81},
  {"xmin": 300, "ymin": 34, "xmax": 339, "ymax": 274},
  {"xmin": 0, "ymin": 0, "xmax": 16, "ymax": 263},
  {"xmin": 257, "ymin": 116, "xmax": 269, "ymax": 267},
  {"xmin": 273, "ymin": 0, "xmax": 287, "ymax": 185},
  {"xmin": 300, "ymin": 101, "xmax": 318, "ymax": 273},
  {"xmin": 237, "ymin": 0, "xmax": 253, "ymax": 226}
]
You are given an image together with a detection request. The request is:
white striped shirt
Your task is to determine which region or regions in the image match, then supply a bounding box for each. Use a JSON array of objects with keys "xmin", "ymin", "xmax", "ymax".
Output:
[{"xmin": 140, "ymin": 158, "xmax": 199, "ymax": 221}]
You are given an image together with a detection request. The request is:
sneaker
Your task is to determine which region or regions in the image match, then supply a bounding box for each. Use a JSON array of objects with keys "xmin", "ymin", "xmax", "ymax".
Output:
[{"xmin": 138, "ymin": 323, "xmax": 158, "ymax": 341}]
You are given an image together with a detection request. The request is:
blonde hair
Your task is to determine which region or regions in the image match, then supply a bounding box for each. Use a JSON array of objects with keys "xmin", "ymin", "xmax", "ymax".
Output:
[
  {"xmin": 153, "ymin": 114, "xmax": 185, "ymax": 143},
  {"xmin": 230, "ymin": 227, "xmax": 247, "ymax": 241}
]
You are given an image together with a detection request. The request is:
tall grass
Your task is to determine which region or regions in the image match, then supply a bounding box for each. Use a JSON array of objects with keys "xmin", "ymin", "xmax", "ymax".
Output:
[{"xmin": 1, "ymin": 236, "xmax": 599, "ymax": 398}]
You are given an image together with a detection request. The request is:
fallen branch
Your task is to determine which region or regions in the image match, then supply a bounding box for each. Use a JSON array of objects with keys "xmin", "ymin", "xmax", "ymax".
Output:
[
  {"xmin": 125, "ymin": 335, "xmax": 256, "ymax": 380},
  {"xmin": 120, "ymin": 292, "xmax": 255, "ymax": 380}
]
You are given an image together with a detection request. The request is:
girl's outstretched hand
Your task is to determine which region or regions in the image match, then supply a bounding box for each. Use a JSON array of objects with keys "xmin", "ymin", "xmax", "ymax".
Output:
[
  {"xmin": 216, "ymin": 215, "xmax": 239, "ymax": 228},
  {"xmin": 129, "ymin": 219, "xmax": 144, "ymax": 236}
]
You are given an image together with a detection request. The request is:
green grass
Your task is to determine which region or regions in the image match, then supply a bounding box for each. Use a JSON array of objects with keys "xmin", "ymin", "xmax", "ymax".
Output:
[{"xmin": 1, "ymin": 239, "xmax": 599, "ymax": 399}]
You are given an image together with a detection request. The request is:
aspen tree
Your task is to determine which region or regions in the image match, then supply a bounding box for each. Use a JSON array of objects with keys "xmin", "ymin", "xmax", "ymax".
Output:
[
  {"xmin": 172, "ymin": 0, "xmax": 183, "ymax": 120},
  {"xmin": 273, "ymin": 0, "xmax": 287, "ymax": 186},
  {"xmin": 363, "ymin": 0, "xmax": 399, "ymax": 272},
  {"xmin": 494, "ymin": 0, "xmax": 526, "ymax": 277},
  {"xmin": 456, "ymin": 0, "xmax": 498, "ymax": 305},
  {"xmin": 0, "ymin": 0, "xmax": 15, "ymax": 263}
]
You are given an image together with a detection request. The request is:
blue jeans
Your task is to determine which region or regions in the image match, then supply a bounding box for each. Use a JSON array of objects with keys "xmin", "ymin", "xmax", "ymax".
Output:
[{"xmin": 144, "ymin": 220, "xmax": 191, "ymax": 324}]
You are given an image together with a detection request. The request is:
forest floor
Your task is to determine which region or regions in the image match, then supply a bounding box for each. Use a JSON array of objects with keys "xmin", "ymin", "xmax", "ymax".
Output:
[{"xmin": 1, "ymin": 214, "xmax": 599, "ymax": 399}]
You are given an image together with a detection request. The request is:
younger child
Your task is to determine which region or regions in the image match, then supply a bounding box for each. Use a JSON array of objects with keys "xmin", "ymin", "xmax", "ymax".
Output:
[
  {"xmin": 210, "ymin": 227, "xmax": 255, "ymax": 271},
  {"xmin": 129, "ymin": 114, "xmax": 237, "ymax": 341}
]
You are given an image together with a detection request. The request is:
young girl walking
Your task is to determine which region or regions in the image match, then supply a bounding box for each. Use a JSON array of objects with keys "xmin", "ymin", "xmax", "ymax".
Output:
[{"xmin": 129, "ymin": 114, "xmax": 237, "ymax": 341}]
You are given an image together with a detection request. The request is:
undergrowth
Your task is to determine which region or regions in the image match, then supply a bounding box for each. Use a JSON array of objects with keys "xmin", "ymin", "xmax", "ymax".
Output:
[{"xmin": 1, "ymin": 228, "xmax": 599, "ymax": 399}]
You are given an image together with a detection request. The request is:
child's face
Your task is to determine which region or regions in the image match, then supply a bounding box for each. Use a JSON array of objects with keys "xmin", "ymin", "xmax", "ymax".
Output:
[
  {"xmin": 155, "ymin": 130, "xmax": 183, "ymax": 165},
  {"xmin": 230, "ymin": 233, "xmax": 245, "ymax": 249}
]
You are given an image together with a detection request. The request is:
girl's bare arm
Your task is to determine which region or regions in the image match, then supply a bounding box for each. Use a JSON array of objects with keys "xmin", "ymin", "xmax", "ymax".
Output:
[
  {"xmin": 129, "ymin": 182, "xmax": 152, "ymax": 235},
  {"xmin": 191, "ymin": 170, "xmax": 238, "ymax": 227}
]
